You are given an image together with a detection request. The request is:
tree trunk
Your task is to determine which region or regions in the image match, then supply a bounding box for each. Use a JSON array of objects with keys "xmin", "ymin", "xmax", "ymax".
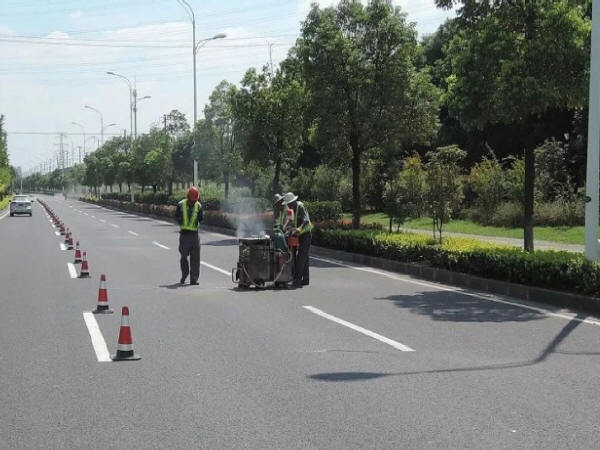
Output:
[
  {"xmin": 224, "ymin": 171, "xmax": 230, "ymax": 199},
  {"xmin": 523, "ymin": 145, "xmax": 535, "ymax": 252},
  {"xmin": 127, "ymin": 182, "xmax": 131, "ymax": 192},
  {"xmin": 273, "ymin": 157, "xmax": 281, "ymax": 195},
  {"xmin": 152, "ymin": 185, "xmax": 157, "ymax": 193},
  {"xmin": 118, "ymin": 183, "xmax": 122, "ymax": 193},
  {"xmin": 389, "ymin": 216, "xmax": 392, "ymax": 233},
  {"xmin": 351, "ymin": 146, "xmax": 361, "ymax": 229},
  {"xmin": 168, "ymin": 180, "xmax": 173, "ymax": 195}
]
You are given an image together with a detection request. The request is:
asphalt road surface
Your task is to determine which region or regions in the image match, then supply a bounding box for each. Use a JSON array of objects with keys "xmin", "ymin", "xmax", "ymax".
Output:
[{"xmin": 2, "ymin": 196, "xmax": 600, "ymax": 449}]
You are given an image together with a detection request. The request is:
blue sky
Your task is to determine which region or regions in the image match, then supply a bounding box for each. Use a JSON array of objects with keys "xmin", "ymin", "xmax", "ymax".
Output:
[{"xmin": 0, "ymin": 0, "xmax": 454, "ymax": 172}]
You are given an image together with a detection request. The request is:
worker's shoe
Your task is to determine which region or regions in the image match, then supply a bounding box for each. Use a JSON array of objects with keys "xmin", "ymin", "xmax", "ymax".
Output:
[
  {"xmin": 190, "ymin": 280, "xmax": 199, "ymax": 285},
  {"xmin": 292, "ymin": 282, "xmax": 303, "ymax": 289},
  {"xmin": 180, "ymin": 277, "xmax": 186, "ymax": 284}
]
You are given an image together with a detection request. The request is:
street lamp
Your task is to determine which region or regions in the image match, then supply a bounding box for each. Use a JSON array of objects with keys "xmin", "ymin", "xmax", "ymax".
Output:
[
  {"xmin": 176, "ymin": 0, "xmax": 226, "ymax": 186},
  {"xmin": 84, "ymin": 105, "xmax": 104, "ymax": 144},
  {"xmin": 106, "ymin": 71, "xmax": 133, "ymax": 138},
  {"xmin": 71, "ymin": 121, "xmax": 85, "ymax": 162},
  {"xmin": 135, "ymin": 95, "xmax": 151, "ymax": 138},
  {"xmin": 102, "ymin": 123, "xmax": 117, "ymax": 133}
]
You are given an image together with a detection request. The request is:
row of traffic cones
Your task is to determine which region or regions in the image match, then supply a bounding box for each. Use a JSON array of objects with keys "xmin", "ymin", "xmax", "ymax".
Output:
[
  {"xmin": 95, "ymin": 274, "xmax": 141, "ymax": 361},
  {"xmin": 40, "ymin": 200, "xmax": 140, "ymax": 361}
]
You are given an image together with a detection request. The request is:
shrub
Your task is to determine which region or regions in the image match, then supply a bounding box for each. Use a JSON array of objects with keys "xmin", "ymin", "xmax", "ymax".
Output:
[
  {"xmin": 304, "ymin": 201, "xmax": 342, "ymax": 223},
  {"xmin": 468, "ymin": 154, "xmax": 505, "ymax": 224},
  {"xmin": 491, "ymin": 201, "xmax": 523, "ymax": 228},
  {"xmin": 313, "ymin": 229, "xmax": 600, "ymax": 297}
]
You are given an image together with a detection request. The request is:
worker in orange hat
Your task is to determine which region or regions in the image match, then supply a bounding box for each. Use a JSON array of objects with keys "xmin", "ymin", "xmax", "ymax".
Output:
[{"xmin": 174, "ymin": 186, "xmax": 203, "ymax": 285}]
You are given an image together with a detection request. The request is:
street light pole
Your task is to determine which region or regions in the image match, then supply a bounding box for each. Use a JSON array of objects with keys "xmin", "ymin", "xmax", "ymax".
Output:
[
  {"xmin": 107, "ymin": 71, "xmax": 133, "ymax": 138},
  {"xmin": 135, "ymin": 94, "xmax": 151, "ymax": 139},
  {"xmin": 585, "ymin": 0, "xmax": 600, "ymax": 261},
  {"xmin": 84, "ymin": 105, "xmax": 104, "ymax": 144},
  {"xmin": 176, "ymin": 0, "xmax": 226, "ymax": 187}
]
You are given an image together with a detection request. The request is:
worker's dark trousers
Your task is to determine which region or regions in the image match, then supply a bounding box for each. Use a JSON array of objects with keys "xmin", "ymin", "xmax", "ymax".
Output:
[
  {"xmin": 294, "ymin": 232, "xmax": 311, "ymax": 285},
  {"xmin": 179, "ymin": 232, "xmax": 200, "ymax": 282}
]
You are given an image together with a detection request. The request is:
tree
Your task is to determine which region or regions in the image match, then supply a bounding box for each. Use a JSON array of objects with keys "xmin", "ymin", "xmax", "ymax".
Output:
[
  {"xmin": 0, "ymin": 115, "xmax": 11, "ymax": 196},
  {"xmin": 435, "ymin": 0, "xmax": 591, "ymax": 250},
  {"xmin": 234, "ymin": 65, "xmax": 306, "ymax": 195},
  {"xmin": 298, "ymin": 0, "xmax": 440, "ymax": 228},
  {"xmin": 204, "ymin": 81, "xmax": 241, "ymax": 199},
  {"xmin": 400, "ymin": 155, "xmax": 427, "ymax": 219},
  {"xmin": 468, "ymin": 153, "xmax": 505, "ymax": 223},
  {"xmin": 426, "ymin": 145, "xmax": 466, "ymax": 243}
]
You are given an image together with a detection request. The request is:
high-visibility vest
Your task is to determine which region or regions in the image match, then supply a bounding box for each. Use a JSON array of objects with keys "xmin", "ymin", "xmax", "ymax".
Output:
[
  {"xmin": 294, "ymin": 201, "xmax": 313, "ymax": 234},
  {"xmin": 181, "ymin": 199, "xmax": 200, "ymax": 231},
  {"xmin": 277, "ymin": 205, "xmax": 288, "ymax": 228}
]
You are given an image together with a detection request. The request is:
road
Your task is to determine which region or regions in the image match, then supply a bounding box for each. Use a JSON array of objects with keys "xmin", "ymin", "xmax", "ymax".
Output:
[{"xmin": 2, "ymin": 196, "xmax": 600, "ymax": 449}]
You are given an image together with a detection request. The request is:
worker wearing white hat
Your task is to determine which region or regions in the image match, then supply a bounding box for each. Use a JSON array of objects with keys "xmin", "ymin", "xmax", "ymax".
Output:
[{"xmin": 283, "ymin": 192, "xmax": 313, "ymax": 287}]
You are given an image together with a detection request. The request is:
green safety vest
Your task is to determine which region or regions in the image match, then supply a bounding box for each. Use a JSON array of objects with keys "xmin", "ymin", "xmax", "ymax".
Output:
[
  {"xmin": 277, "ymin": 205, "xmax": 288, "ymax": 229},
  {"xmin": 294, "ymin": 201, "xmax": 313, "ymax": 234},
  {"xmin": 181, "ymin": 199, "xmax": 200, "ymax": 231}
]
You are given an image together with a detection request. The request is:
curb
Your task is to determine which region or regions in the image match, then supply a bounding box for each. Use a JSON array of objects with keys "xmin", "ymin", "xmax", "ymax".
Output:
[{"xmin": 80, "ymin": 198, "xmax": 600, "ymax": 316}]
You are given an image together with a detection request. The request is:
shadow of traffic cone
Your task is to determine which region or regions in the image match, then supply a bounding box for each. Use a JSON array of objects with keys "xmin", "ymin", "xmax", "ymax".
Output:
[
  {"xmin": 93, "ymin": 274, "xmax": 113, "ymax": 314},
  {"xmin": 74, "ymin": 241, "xmax": 82, "ymax": 263},
  {"xmin": 79, "ymin": 251, "xmax": 90, "ymax": 278},
  {"xmin": 111, "ymin": 306, "xmax": 141, "ymax": 361}
]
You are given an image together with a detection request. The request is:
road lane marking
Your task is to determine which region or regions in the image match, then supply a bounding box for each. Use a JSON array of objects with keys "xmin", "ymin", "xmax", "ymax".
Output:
[
  {"xmin": 99, "ymin": 219, "xmax": 106, "ymax": 223},
  {"xmin": 111, "ymin": 224, "xmax": 119, "ymax": 228},
  {"xmin": 310, "ymin": 256, "xmax": 600, "ymax": 327},
  {"xmin": 156, "ymin": 220, "xmax": 171, "ymax": 225},
  {"xmin": 84, "ymin": 212, "xmax": 89, "ymax": 216},
  {"xmin": 59, "ymin": 242, "xmax": 67, "ymax": 251},
  {"xmin": 55, "ymin": 230, "xmax": 60, "ymax": 236},
  {"xmin": 91, "ymin": 215, "xmax": 95, "ymax": 218},
  {"xmin": 128, "ymin": 230, "xmax": 139, "ymax": 236},
  {"xmin": 67, "ymin": 263, "xmax": 78, "ymax": 279},
  {"xmin": 152, "ymin": 241, "xmax": 170, "ymax": 250},
  {"xmin": 303, "ymin": 306, "xmax": 415, "ymax": 352},
  {"xmin": 82, "ymin": 312, "xmax": 111, "ymax": 362},
  {"xmin": 201, "ymin": 261, "xmax": 230, "ymax": 276}
]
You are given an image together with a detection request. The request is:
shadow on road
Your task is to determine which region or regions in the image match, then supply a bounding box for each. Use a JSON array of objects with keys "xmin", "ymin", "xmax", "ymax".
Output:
[
  {"xmin": 159, "ymin": 282, "xmax": 189, "ymax": 290},
  {"xmin": 204, "ymin": 239, "xmax": 238, "ymax": 246},
  {"xmin": 376, "ymin": 291, "xmax": 545, "ymax": 323},
  {"xmin": 308, "ymin": 315, "xmax": 587, "ymax": 382}
]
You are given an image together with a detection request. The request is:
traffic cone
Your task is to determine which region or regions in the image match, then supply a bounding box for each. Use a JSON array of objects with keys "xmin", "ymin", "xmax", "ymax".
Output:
[
  {"xmin": 79, "ymin": 251, "xmax": 90, "ymax": 278},
  {"xmin": 93, "ymin": 274, "xmax": 113, "ymax": 314},
  {"xmin": 74, "ymin": 241, "xmax": 82, "ymax": 263},
  {"xmin": 67, "ymin": 235, "xmax": 74, "ymax": 250},
  {"xmin": 111, "ymin": 306, "xmax": 141, "ymax": 361},
  {"xmin": 64, "ymin": 230, "xmax": 70, "ymax": 244}
]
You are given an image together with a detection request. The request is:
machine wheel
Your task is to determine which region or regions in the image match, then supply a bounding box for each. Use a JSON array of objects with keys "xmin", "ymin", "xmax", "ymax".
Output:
[
  {"xmin": 9, "ymin": 213, "xmax": 14, "ymax": 217},
  {"xmin": 29, "ymin": 213, "xmax": 32, "ymax": 217}
]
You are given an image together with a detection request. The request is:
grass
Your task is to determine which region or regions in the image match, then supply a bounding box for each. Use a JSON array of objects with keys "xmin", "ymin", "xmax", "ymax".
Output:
[
  {"xmin": 0, "ymin": 195, "xmax": 12, "ymax": 211},
  {"xmin": 342, "ymin": 212, "xmax": 587, "ymax": 246}
]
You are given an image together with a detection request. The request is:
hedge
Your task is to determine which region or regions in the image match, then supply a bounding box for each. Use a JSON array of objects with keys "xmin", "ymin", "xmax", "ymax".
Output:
[
  {"xmin": 101, "ymin": 191, "xmax": 221, "ymax": 210},
  {"xmin": 312, "ymin": 228, "xmax": 600, "ymax": 297},
  {"xmin": 304, "ymin": 201, "xmax": 342, "ymax": 223}
]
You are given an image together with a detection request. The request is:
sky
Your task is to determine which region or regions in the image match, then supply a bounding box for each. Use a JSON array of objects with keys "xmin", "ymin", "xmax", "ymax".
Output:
[{"xmin": 0, "ymin": 0, "xmax": 455, "ymax": 172}]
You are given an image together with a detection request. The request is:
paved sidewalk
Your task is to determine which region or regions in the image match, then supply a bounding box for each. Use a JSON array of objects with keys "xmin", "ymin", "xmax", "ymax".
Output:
[{"xmin": 400, "ymin": 227, "xmax": 584, "ymax": 253}]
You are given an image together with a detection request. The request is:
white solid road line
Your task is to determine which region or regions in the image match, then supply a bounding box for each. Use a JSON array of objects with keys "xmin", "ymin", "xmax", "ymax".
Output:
[
  {"xmin": 99, "ymin": 219, "xmax": 106, "ymax": 223},
  {"xmin": 303, "ymin": 305, "xmax": 415, "ymax": 352},
  {"xmin": 128, "ymin": 230, "xmax": 139, "ymax": 236},
  {"xmin": 201, "ymin": 261, "xmax": 231, "ymax": 276},
  {"xmin": 111, "ymin": 224, "xmax": 119, "ymax": 228},
  {"xmin": 310, "ymin": 256, "xmax": 600, "ymax": 327},
  {"xmin": 54, "ymin": 230, "xmax": 60, "ymax": 236},
  {"xmin": 67, "ymin": 263, "xmax": 78, "ymax": 279},
  {"xmin": 152, "ymin": 241, "xmax": 170, "ymax": 250},
  {"xmin": 59, "ymin": 242, "xmax": 67, "ymax": 251},
  {"xmin": 91, "ymin": 215, "xmax": 95, "ymax": 218},
  {"xmin": 82, "ymin": 312, "xmax": 111, "ymax": 362}
]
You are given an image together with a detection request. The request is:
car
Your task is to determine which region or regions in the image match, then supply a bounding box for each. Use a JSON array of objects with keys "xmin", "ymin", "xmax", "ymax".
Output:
[{"xmin": 10, "ymin": 195, "xmax": 32, "ymax": 217}]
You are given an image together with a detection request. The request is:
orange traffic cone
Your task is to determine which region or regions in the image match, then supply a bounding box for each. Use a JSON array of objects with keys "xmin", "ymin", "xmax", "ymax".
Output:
[
  {"xmin": 74, "ymin": 241, "xmax": 82, "ymax": 263},
  {"xmin": 67, "ymin": 235, "xmax": 74, "ymax": 250},
  {"xmin": 111, "ymin": 306, "xmax": 141, "ymax": 361},
  {"xmin": 79, "ymin": 251, "xmax": 90, "ymax": 278},
  {"xmin": 64, "ymin": 230, "xmax": 70, "ymax": 244},
  {"xmin": 93, "ymin": 274, "xmax": 113, "ymax": 314},
  {"xmin": 60, "ymin": 224, "xmax": 66, "ymax": 235}
]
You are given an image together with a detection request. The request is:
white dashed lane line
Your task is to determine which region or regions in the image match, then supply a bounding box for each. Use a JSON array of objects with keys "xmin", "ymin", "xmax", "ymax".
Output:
[
  {"xmin": 128, "ymin": 230, "xmax": 139, "ymax": 236},
  {"xmin": 111, "ymin": 224, "xmax": 119, "ymax": 228},
  {"xmin": 152, "ymin": 241, "xmax": 170, "ymax": 250},
  {"xmin": 67, "ymin": 263, "xmax": 78, "ymax": 279}
]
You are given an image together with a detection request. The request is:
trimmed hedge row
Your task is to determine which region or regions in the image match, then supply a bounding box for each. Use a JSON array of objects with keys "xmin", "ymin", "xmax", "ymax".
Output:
[
  {"xmin": 101, "ymin": 192, "xmax": 221, "ymax": 210},
  {"xmin": 312, "ymin": 228, "xmax": 600, "ymax": 297}
]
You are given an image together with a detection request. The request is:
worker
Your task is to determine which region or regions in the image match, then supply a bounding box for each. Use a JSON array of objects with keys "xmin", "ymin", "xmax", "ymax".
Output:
[
  {"xmin": 175, "ymin": 186, "xmax": 203, "ymax": 285},
  {"xmin": 283, "ymin": 192, "xmax": 313, "ymax": 288},
  {"xmin": 273, "ymin": 193, "xmax": 289, "ymax": 230}
]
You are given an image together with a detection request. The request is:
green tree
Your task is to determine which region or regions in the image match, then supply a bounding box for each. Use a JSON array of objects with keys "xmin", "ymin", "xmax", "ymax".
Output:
[
  {"xmin": 426, "ymin": 145, "xmax": 466, "ymax": 243},
  {"xmin": 436, "ymin": 0, "xmax": 591, "ymax": 250},
  {"xmin": 400, "ymin": 154, "xmax": 427, "ymax": 219},
  {"xmin": 468, "ymin": 153, "xmax": 505, "ymax": 223},
  {"xmin": 0, "ymin": 114, "xmax": 11, "ymax": 196},
  {"xmin": 297, "ymin": 0, "xmax": 440, "ymax": 228}
]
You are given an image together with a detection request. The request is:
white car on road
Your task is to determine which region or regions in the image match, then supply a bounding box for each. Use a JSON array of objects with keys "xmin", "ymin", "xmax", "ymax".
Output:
[{"xmin": 10, "ymin": 195, "xmax": 32, "ymax": 217}]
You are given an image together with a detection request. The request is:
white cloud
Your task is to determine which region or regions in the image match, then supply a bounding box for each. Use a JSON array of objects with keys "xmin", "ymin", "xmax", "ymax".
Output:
[{"xmin": 69, "ymin": 10, "xmax": 84, "ymax": 20}]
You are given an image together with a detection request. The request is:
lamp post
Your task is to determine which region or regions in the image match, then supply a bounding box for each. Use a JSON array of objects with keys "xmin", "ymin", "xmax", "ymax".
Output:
[
  {"xmin": 176, "ymin": 0, "xmax": 226, "ymax": 186},
  {"xmin": 106, "ymin": 71, "xmax": 133, "ymax": 138},
  {"xmin": 102, "ymin": 123, "xmax": 117, "ymax": 134},
  {"xmin": 133, "ymin": 93, "xmax": 151, "ymax": 138},
  {"xmin": 585, "ymin": 0, "xmax": 600, "ymax": 261},
  {"xmin": 84, "ymin": 105, "xmax": 104, "ymax": 144},
  {"xmin": 71, "ymin": 121, "xmax": 85, "ymax": 161}
]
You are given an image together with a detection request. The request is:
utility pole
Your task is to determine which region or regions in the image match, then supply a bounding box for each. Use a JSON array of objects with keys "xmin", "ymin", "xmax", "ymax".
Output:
[{"xmin": 585, "ymin": 0, "xmax": 600, "ymax": 261}]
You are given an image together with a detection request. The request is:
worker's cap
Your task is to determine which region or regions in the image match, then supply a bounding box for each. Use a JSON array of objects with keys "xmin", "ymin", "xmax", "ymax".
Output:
[
  {"xmin": 187, "ymin": 186, "xmax": 200, "ymax": 202},
  {"xmin": 283, "ymin": 192, "xmax": 298, "ymax": 205},
  {"xmin": 273, "ymin": 193, "xmax": 283, "ymax": 206}
]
